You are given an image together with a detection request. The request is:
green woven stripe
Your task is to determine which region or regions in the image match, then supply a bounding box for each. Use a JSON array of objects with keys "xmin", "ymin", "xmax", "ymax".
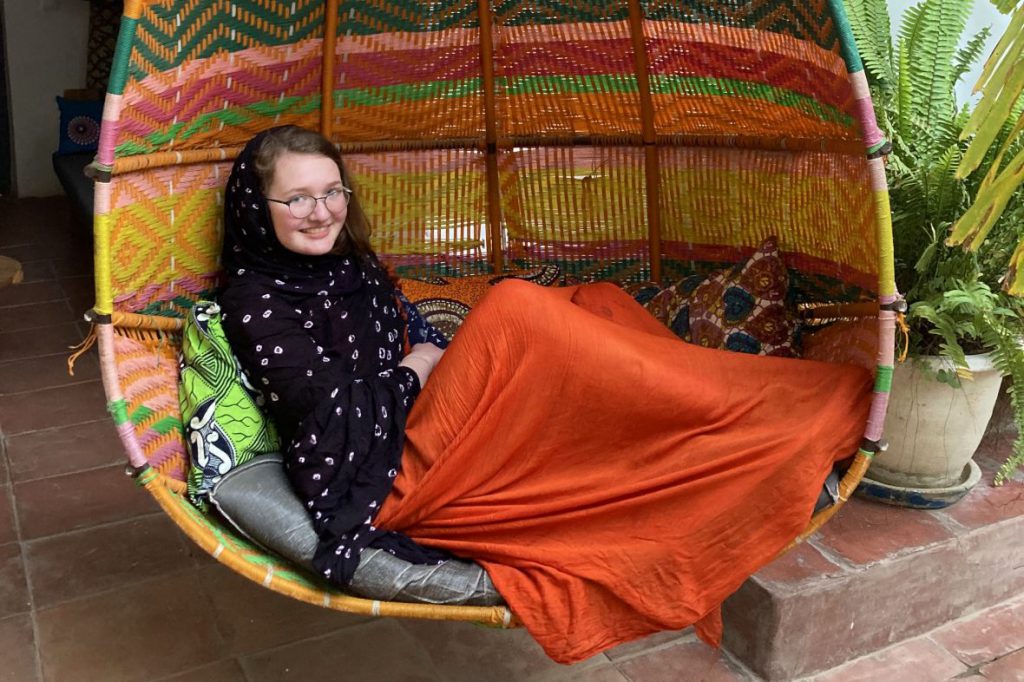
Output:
[
  {"xmin": 108, "ymin": 398, "xmax": 129, "ymax": 425},
  {"xmin": 129, "ymin": 1, "xmax": 322, "ymax": 77},
  {"xmin": 874, "ymin": 365, "xmax": 894, "ymax": 393},
  {"xmin": 642, "ymin": 0, "xmax": 839, "ymax": 51},
  {"xmin": 107, "ymin": 15, "xmax": 139, "ymax": 96},
  {"xmin": 339, "ymin": 0, "xmax": 479, "ymax": 33},
  {"xmin": 337, "ymin": 79, "xmax": 483, "ymax": 107},
  {"xmin": 494, "ymin": 0, "xmax": 629, "ymax": 24},
  {"xmin": 650, "ymin": 75, "xmax": 854, "ymax": 127},
  {"xmin": 150, "ymin": 416, "xmax": 183, "ymax": 436},
  {"xmin": 503, "ymin": 74, "xmax": 638, "ymax": 96},
  {"xmin": 115, "ymin": 96, "xmax": 322, "ymax": 156},
  {"xmin": 827, "ymin": 0, "xmax": 865, "ymax": 73},
  {"xmin": 130, "ymin": 405, "xmax": 155, "ymax": 426}
]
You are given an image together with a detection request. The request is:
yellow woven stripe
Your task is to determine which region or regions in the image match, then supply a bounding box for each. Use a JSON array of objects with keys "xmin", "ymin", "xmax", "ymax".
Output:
[
  {"xmin": 346, "ymin": 150, "xmax": 490, "ymax": 258},
  {"xmin": 500, "ymin": 147, "xmax": 648, "ymax": 244},
  {"xmin": 875, "ymin": 188, "xmax": 896, "ymax": 297},
  {"xmin": 94, "ymin": 212, "xmax": 114, "ymax": 316},
  {"xmin": 658, "ymin": 150, "xmax": 877, "ymax": 275},
  {"xmin": 108, "ymin": 176, "xmax": 222, "ymax": 307}
]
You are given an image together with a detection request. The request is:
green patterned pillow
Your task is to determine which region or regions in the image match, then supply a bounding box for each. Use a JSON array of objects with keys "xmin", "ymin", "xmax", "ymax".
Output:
[{"xmin": 179, "ymin": 301, "xmax": 280, "ymax": 508}]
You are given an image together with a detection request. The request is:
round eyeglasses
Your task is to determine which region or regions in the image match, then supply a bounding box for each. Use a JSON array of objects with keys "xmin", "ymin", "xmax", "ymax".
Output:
[{"xmin": 266, "ymin": 186, "xmax": 352, "ymax": 219}]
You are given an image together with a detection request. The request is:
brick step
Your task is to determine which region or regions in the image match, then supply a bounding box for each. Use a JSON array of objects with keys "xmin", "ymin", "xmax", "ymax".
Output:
[{"xmin": 721, "ymin": 426, "xmax": 1024, "ymax": 680}]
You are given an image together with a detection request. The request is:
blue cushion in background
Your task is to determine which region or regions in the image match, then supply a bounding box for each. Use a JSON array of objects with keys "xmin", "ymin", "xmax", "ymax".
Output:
[{"xmin": 55, "ymin": 96, "xmax": 103, "ymax": 156}]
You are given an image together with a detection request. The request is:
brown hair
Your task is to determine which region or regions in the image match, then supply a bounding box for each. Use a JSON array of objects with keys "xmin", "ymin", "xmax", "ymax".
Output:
[{"xmin": 253, "ymin": 125, "xmax": 373, "ymax": 257}]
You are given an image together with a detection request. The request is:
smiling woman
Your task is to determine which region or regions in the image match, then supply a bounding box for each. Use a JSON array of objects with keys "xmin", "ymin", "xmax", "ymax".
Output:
[{"xmin": 264, "ymin": 152, "xmax": 350, "ymax": 256}]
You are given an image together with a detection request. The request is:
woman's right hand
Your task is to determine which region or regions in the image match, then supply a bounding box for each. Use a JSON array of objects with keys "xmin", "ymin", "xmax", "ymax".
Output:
[{"xmin": 399, "ymin": 342, "xmax": 446, "ymax": 387}]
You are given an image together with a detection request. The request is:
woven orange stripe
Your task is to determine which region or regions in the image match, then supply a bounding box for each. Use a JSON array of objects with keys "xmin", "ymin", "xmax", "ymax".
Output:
[
  {"xmin": 652, "ymin": 93, "xmax": 857, "ymax": 141},
  {"xmin": 333, "ymin": 99, "xmax": 486, "ymax": 141}
]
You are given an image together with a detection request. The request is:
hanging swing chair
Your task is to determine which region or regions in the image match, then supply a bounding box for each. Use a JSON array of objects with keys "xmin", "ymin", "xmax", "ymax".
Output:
[{"xmin": 87, "ymin": 0, "xmax": 897, "ymax": 641}]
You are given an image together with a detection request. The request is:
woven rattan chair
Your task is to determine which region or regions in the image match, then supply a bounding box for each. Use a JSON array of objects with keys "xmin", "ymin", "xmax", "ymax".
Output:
[{"xmin": 85, "ymin": 0, "xmax": 897, "ymax": 628}]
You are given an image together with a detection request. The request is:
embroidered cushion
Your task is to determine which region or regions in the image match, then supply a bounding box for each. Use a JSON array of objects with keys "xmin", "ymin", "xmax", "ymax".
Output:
[
  {"xmin": 179, "ymin": 301, "xmax": 281, "ymax": 508},
  {"xmin": 399, "ymin": 264, "xmax": 566, "ymax": 341},
  {"xmin": 623, "ymin": 274, "xmax": 704, "ymax": 342},
  {"xmin": 55, "ymin": 96, "xmax": 103, "ymax": 156},
  {"xmin": 688, "ymin": 237, "xmax": 800, "ymax": 357}
]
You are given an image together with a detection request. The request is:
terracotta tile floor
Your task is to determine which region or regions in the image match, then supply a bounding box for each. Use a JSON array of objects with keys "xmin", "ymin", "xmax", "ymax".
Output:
[{"xmin": 1, "ymin": 195, "xmax": 1022, "ymax": 681}]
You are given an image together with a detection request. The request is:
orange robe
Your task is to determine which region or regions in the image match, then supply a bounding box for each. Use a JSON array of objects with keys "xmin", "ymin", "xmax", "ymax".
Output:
[{"xmin": 377, "ymin": 280, "xmax": 871, "ymax": 663}]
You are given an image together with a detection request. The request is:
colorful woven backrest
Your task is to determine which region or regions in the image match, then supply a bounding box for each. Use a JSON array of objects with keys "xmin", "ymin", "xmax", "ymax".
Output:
[{"xmin": 93, "ymin": 1, "xmax": 895, "ymax": 517}]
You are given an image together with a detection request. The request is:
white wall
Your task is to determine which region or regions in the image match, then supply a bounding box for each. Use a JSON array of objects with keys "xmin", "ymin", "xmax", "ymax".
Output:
[{"xmin": 3, "ymin": 0, "xmax": 89, "ymax": 197}]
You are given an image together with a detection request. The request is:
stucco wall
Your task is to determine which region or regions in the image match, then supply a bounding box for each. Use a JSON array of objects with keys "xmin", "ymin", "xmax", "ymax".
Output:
[{"xmin": 3, "ymin": 0, "xmax": 89, "ymax": 197}]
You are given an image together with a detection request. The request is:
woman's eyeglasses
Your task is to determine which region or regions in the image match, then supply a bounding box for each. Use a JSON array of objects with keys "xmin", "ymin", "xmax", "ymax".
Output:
[{"xmin": 266, "ymin": 186, "xmax": 352, "ymax": 219}]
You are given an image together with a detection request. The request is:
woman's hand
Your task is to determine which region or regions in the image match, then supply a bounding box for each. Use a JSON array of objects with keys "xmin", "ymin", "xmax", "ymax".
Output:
[{"xmin": 399, "ymin": 342, "xmax": 446, "ymax": 387}]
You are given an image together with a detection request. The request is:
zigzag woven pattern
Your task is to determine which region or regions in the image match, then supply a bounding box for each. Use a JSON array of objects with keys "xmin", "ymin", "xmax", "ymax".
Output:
[
  {"xmin": 118, "ymin": 10, "xmax": 857, "ymax": 153},
  {"xmin": 108, "ymin": 165, "xmax": 228, "ymax": 313},
  {"xmin": 114, "ymin": 332, "xmax": 188, "ymax": 481},
  {"xmin": 642, "ymin": 0, "xmax": 839, "ymax": 51},
  {"xmin": 129, "ymin": 0, "xmax": 324, "ymax": 81}
]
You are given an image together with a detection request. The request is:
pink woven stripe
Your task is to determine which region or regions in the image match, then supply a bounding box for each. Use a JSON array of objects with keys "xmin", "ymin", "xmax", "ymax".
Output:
[
  {"xmin": 850, "ymin": 71, "xmax": 884, "ymax": 150},
  {"xmin": 644, "ymin": 21, "xmax": 847, "ymax": 77},
  {"xmin": 113, "ymin": 274, "xmax": 217, "ymax": 313},
  {"xmin": 337, "ymin": 44, "xmax": 480, "ymax": 88},
  {"xmin": 117, "ymin": 421, "xmax": 149, "ymax": 469},
  {"xmin": 111, "ymin": 164, "xmax": 231, "ymax": 210},
  {"xmin": 865, "ymin": 393, "xmax": 888, "ymax": 442},
  {"xmin": 120, "ymin": 40, "xmax": 322, "ymax": 136}
]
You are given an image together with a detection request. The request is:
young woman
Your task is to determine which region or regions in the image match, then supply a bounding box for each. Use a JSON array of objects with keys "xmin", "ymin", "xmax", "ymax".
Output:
[{"xmin": 219, "ymin": 125, "xmax": 873, "ymax": 663}]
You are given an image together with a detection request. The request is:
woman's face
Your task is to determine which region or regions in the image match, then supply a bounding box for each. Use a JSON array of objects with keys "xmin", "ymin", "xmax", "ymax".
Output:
[{"xmin": 265, "ymin": 151, "xmax": 348, "ymax": 256}]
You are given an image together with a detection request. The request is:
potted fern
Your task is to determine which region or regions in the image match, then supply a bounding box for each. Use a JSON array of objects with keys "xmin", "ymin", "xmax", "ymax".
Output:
[{"xmin": 846, "ymin": 0, "xmax": 1024, "ymax": 504}]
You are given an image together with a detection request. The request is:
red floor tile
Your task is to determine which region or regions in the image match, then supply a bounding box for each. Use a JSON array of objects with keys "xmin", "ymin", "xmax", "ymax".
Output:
[
  {"xmin": 0, "ymin": 485, "xmax": 14, "ymax": 545},
  {"xmin": 241, "ymin": 619, "xmax": 442, "ymax": 682},
  {"xmin": 755, "ymin": 541, "xmax": 847, "ymax": 586},
  {"xmin": 978, "ymin": 648, "xmax": 1024, "ymax": 681},
  {"xmin": 0, "ymin": 543, "xmax": 29, "ymax": 619},
  {"xmin": 812, "ymin": 497, "xmax": 953, "ymax": 565},
  {"xmin": 9, "ymin": 259, "xmax": 55, "ymax": 285},
  {"xmin": 0, "ymin": 379, "xmax": 109, "ymax": 436},
  {"xmin": 0, "ymin": 301, "xmax": 76, "ymax": 334},
  {"xmin": 35, "ymin": 570, "xmax": 228, "ymax": 682},
  {"xmin": 399, "ymin": 617, "xmax": 607, "ymax": 681},
  {"xmin": 0, "ymin": 280, "xmax": 65, "ymax": 307},
  {"xmin": 157, "ymin": 659, "xmax": 249, "ymax": 682},
  {"xmin": 0, "ymin": 323, "xmax": 85, "ymax": 363},
  {"xmin": 14, "ymin": 464, "xmax": 158, "ymax": 540},
  {"xmin": 613, "ymin": 639, "xmax": 753, "ymax": 681},
  {"xmin": 5, "ymin": 418, "xmax": 124, "ymax": 483},
  {"xmin": 810, "ymin": 636, "xmax": 968, "ymax": 681},
  {"xmin": 604, "ymin": 628, "xmax": 694, "ymax": 661},
  {"xmin": 0, "ymin": 352, "xmax": 99, "ymax": 396},
  {"xmin": 943, "ymin": 478, "xmax": 1024, "ymax": 530},
  {"xmin": 930, "ymin": 596, "xmax": 1024, "ymax": 667},
  {"xmin": 194, "ymin": 563, "xmax": 372, "ymax": 656},
  {"xmin": 0, "ymin": 614, "xmax": 39, "ymax": 682},
  {"xmin": 24, "ymin": 515, "xmax": 198, "ymax": 609}
]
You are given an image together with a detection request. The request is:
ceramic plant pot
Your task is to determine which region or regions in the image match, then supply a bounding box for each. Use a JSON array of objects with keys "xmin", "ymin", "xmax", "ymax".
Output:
[{"xmin": 862, "ymin": 353, "xmax": 1001, "ymax": 506}]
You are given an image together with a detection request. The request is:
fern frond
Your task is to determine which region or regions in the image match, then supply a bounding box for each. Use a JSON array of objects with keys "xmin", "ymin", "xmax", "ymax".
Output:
[
  {"xmin": 952, "ymin": 28, "xmax": 992, "ymax": 94},
  {"xmin": 844, "ymin": 0, "xmax": 895, "ymax": 86}
]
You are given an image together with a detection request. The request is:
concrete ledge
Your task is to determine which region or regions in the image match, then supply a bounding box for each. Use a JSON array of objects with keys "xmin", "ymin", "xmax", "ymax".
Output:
[{"xmin": 721, "ymin": 430, "xmax": 1024, "ymax": 680}]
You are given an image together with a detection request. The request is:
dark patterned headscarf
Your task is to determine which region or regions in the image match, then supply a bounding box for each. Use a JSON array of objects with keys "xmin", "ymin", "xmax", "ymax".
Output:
[{"xmin": 218, "ymin": 128, "xmax": 448, "ymax": 586}]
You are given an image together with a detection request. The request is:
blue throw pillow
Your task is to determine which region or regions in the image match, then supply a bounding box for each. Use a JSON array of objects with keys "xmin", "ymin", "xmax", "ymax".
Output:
[{"xmin": 55, "ymin": 96, "xmax": 103, "ymax": 155}]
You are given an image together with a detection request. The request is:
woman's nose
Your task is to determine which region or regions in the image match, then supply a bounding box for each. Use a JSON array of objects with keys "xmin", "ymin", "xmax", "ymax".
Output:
[{"xmin": 310, "ymin": 197, "xmax": 333, "ymax": 220}]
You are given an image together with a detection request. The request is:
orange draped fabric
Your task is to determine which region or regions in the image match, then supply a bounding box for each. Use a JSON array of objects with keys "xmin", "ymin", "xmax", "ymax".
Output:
[{"xmin": 377, "ymin": 280, "xmax": 872, "ymax": 663}]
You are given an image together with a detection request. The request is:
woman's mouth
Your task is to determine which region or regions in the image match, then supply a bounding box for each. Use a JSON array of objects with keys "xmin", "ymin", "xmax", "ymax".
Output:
[{"xmin": 300, "ymin": 226, "xmax": 331, "ymax": 237}]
